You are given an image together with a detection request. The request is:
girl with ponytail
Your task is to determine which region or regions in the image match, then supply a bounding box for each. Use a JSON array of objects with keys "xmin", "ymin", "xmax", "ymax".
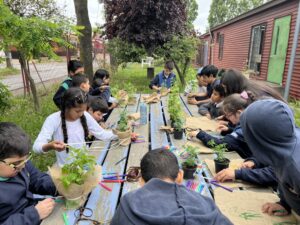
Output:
[{"xmin": 33, "ymin": 87, "xmax": 117, "ymax": 167}]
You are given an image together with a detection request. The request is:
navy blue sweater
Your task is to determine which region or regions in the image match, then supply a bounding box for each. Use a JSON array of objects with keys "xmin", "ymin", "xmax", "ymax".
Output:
[
  {"xmin": 111, "ymin": 178, "xmax": 233, "ymax": 225},
  {"xmin": 53, "ymin": 77, "xmax": 73, "ymax": 109},
  {"xmin": 0, "ymin": 161, "xmax": 57, "ymax": 225},
  {"xmin": 196, "ymin": 124, "xmax": 252, "ymax": 159}
]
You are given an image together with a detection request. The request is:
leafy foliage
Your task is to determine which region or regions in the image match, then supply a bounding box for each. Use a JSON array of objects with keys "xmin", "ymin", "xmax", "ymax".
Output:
[
  {"xmin": 61, "ymin": 146, "xmax": 96, "ymax": 188},
  {"xmin": 4, "ymin": 0, "xmax": 64, "ymax": 20},
  {"xmin": 208, "ymin": 140, "xmax": 228, "ymax": 162},
  {"xmin": 182, "ymin": 145, "xmax": 198, "ymax": 167},
  {"xmin": 117, "ymin": 111, "xmax": 129, "ymax": 132},
  {"xmin": 208, "ymin": 0, "xmax": 265, "ymax": 28},
  {"xmin": 103, "ymin": 0, "xmax": 188, "ymax": 54},
  {"xmin": 0, "ymin": 82, "xmax": 11, "ymax": 113},
  {"xmin": 289, "ymin": 100, "xmax": 300, "ymax": 127}
]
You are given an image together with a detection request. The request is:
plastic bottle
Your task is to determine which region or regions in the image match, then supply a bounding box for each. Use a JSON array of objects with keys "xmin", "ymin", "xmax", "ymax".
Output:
[{"xmin": 140, "ymin": 102, "xmax": 147, "ymax": 125}]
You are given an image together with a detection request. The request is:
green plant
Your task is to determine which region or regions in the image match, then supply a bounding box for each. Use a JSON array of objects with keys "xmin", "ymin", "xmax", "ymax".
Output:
[
  {"xmin": 117, "ymin": 111, "xmax": 129, "ymax": 132},
  {"xmin": 173, "ymin": 118, "xmax": 184, "ymax": 130},
  {"xmin": 289, "ymin": 100, "xmax": 300, "ymax": 127},
  {"xmin": 0, "ymin": 82, "xmax": 11, "ymax": 113},
  {"xmin": 208, "ymin": 140, "xmax": 228, "ymax": 162},
  {"xmin": 61, "ymin": 146, "xmax": 96, "ymax": 188},
  {"xmin": 124, "ymin": 82, "xmax": 137, "ymax": 99},
  {"xmin": 182, "ymin": 145, "xmax": 198, "ymax": 168}
]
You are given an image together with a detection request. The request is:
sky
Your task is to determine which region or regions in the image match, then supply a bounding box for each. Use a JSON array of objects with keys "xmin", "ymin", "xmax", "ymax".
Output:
[{"xmin": 56, "ymin": 0, "xmax": 212, "ymax": 34}]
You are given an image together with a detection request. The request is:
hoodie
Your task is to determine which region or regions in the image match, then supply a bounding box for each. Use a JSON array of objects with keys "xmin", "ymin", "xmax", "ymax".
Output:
[
  {"xmin": 241, "ymin": 99, "xmax": 300, "ymax": 215},
  {"xmin": 111, "ymin": 178, "xmax": 233, "ymax": 225}
]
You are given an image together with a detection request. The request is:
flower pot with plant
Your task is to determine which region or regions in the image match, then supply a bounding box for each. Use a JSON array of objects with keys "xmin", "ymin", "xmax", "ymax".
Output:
[
  {"xmin": 208, "ymin": 140, "xmax": 230, "ymax": 173},
  {"xmin": 173, "ymin": 118, "xmax": 184, "ymax": 140},
  {"xmin": 181, "ymin": 145, "xmax": 198, "ymax": 180},
  {"xmin": 49, "ymin": 146, "xmax": 101, "ymax": 209},
  {"xmin": 113, "ymin": 110, "xmax": 131, "ymax": 146},
  {"xmin": 125, "ymin": 82, "xmax": 137, "ymax": 105}
]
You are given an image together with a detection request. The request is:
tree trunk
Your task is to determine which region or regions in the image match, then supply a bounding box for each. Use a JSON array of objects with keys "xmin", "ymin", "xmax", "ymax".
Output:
[
  {"xmin": 19, "ymin": 55, "xmax": 40, "ymax": 111},
  {"xmin": 73, "ymin": 0, "xmax": 93, "ymax": 82},
  {"xmin": 172, "ymin": 60, "xmax": 186, "ymax": 87},
  {"xmin": 4, "ymin": 51, "xmax": 13, "ymax": 68}
]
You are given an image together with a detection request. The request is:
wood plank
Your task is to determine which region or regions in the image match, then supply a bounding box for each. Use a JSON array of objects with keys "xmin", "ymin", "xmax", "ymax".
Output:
[
  {"xmin": 180, "ymin": 94, "xmax": 200, "ymax": 116},
  {"xmin": 150, "ymin": 98, "xmax": 169, "ymax": 150},
  {"xmin": 122, "ymin": 94, "xmax": 149, "ymax": 195},
  {"xmin": 78, "ymin": 95, "xmax": 141, "ymax": 225},
  {"xmin": 160, "ymin": 95, "xmax": 213, "ymax": 199}
]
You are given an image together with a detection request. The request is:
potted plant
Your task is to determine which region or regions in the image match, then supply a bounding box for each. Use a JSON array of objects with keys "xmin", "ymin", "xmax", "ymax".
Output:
[
  {"xmin": 181, "ymin": 145, "xmax": 198, "ymax": 179},
  {"xmin": 173, "ymin": 118, "xmax": 184, "ymax": 139},
  {"xmin": 49, "ymin": 146, "xmax": 101, "ymax": 209},
  {"xmin": 125, "ymin": 82, "xmax": 137, "ymax": 105},
  {"xmin": 208, "ymin": 140, "xmax": 230, "ymax": 173},
  {"xmin": 113, "ymin": 110, "xmax": 132, "ymax": 146}
]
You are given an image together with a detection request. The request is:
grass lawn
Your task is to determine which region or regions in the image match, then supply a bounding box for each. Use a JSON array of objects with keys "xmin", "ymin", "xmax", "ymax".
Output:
[
  {"xmin": 110, "ymin": 63, "xmax": 163, "ymax": 93},
  {"xmin": 0, "ymin": 67, "xmax": 20, "ymax": 78}
]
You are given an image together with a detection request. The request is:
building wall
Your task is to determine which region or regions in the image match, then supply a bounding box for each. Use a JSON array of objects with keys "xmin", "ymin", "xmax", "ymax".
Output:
[{"xmin": 201, "ymin": 0, "xmax": 300, "ymax": 99}]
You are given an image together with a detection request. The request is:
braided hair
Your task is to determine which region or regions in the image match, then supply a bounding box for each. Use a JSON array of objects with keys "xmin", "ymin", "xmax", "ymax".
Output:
[{"xmin": 61, "ymin": 87, "xmax": 89, "ymax": 153}]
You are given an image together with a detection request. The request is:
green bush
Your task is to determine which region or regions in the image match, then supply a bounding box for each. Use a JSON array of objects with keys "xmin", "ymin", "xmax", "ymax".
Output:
[{"xmin": 0, "ymin": 82, "xmax": 11, "ymax": 113}]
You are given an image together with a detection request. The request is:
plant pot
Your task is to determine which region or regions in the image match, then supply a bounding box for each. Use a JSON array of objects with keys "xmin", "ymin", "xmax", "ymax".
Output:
[
  {"xmin": 127, "ymin": 96, "xmax": 136, "ymax": 105},
  {"xmin": 113, "ymin": 128, "xmax": 132, "ymax": 146},
  {"xmin": 174, "ymin": 129, "xmax": 183, "ymax": 139},
  {"xmin": 183, "ymin": 165, "xmax": 197, "ymax": 180},
  {"xmin": 214, "ymin": 158, "xmax": 230, "ymax": 173}
]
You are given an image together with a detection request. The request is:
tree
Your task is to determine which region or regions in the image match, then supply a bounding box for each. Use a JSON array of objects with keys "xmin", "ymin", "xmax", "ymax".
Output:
[
  {"xmin": 74, "ymin": 0, "xmax": 93, "ymax": 82},
  {"xmin": 103, "ymin": 0, "xmax": 188, "ymax": 55},
  {"xmin": 156, "ymin": 35, "xmax": 199, "ymax": 86},
  {"xmin": 4, "ymin": 0, "xmax": 63, "ymax": 19},
  {"xmin": 3, "ymin": 0, "xmax": 64, "ymax": 69},
  {"xmin": 0, "ymin": 2, "xmax": 76, "ymax": 110},
  {"xmin": 208, "ymin": 0, "xmax": 265, "ymax": 28}
]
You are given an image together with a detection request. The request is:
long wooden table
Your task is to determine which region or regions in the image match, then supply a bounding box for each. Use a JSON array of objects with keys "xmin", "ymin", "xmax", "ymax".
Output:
[{"xmin": 42, "ymin": 93, "xmax": 288, "ymax": 225}]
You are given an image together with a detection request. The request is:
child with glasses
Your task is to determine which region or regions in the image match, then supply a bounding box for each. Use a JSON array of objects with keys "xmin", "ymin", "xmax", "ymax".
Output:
[
  {"xmin": 33, "ymin": 87, "xmax": 117, "ymax": 167},
  {"xmin": 111, "ymin": 148, "xmax": 233, "ymax": 225},
  {"xmin": 0, "ymin": 122, "xmax": 57, "ymax": 225}
]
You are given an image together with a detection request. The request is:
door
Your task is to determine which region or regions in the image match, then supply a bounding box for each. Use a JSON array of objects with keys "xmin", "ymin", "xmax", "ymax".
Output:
[{"xmin": 267, "ymin": 16, "xmax": 291, "ymax": 84}]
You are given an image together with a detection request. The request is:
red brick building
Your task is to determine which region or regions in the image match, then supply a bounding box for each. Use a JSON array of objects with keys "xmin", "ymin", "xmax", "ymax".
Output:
[{"xmin": 199, "ymin": 0, "xmax": 300, "ymax": 99}]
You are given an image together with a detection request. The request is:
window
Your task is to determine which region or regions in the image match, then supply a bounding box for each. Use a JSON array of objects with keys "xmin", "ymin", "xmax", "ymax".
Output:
[
  {"xmin": 218, "ymin": 34, "xmax": 224, "ymax": 60},
  {"xmin": 249, "ymin": 25, "xmax": 266, "ymax": 73}
]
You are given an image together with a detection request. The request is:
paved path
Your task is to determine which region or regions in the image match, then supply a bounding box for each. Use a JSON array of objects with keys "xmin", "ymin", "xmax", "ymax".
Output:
[{"xmin": 0, "ymin": 61, "xmax": 68, "ymax": 91}]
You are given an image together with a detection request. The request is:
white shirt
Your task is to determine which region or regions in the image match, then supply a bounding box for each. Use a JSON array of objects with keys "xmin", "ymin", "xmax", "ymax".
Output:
[{"xmin": 33, "ymin": 111, "xmax": 117, "ymax": 167}]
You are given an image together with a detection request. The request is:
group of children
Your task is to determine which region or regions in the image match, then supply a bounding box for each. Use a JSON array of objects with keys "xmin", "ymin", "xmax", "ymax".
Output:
[{"xmin": 1, "ymin": 60, "xmax": 299, "ymax": 224}]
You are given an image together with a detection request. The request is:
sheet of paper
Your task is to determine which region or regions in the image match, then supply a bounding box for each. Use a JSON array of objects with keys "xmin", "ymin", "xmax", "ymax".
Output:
[
  {"xmin": 215, "ymin": 188, "xmax": 297, "ymax": 225},
  {"xmin": 185, "ymin": 116, "xmax": 218, "ymax": 131}
]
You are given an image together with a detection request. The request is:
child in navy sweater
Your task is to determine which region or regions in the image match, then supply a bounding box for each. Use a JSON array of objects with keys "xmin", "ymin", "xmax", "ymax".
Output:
[
  {"xmin": 53, "ymin": 60, "xmax": 84, "ymax": 108},
  {"xmin": 111, "ymin": 149, "xmax": 233, "ymax": 225},
  {"xmin": 0, "ymin": 122, "xmax": 57, "ymax": 225},
  {"xmin": 189, "ymin": 91, "xmax": 254, "ymax": 159}
]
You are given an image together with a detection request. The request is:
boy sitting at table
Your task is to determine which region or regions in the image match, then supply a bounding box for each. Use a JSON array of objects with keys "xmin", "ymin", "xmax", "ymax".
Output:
[
  {"xmin": 0, "ymin": 122, "xmax": 57, "ymax": 225},
  {"xmin": 198, "ymin": 84, "xmax": 225, "ymax": 119},
  {"xmin": 149, "ymin": 60, "xmax": 176, "ymax": 93},
  {"xmin": 111, "ymin": 148, "xmax": 233, "ymax": 225}
]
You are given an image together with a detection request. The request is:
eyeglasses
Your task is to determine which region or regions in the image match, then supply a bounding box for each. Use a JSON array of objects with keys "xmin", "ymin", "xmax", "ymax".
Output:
[
  {"xmin": 0, "ymin": 153, "xmax": 32, "ymax": 170},
  {"xmin": 73, "ymin": 207, "xmax": 110, "ymax": 225}
]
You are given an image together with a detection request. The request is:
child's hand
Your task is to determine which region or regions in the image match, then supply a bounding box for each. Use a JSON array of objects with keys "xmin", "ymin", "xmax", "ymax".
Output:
[
  {"xmin": 188, "ymin": 131, "xmax": 199, "ymax": 138},
  {"xmin": 206, "ymin": 114, "xmax": 211, "ymax": 120},
  {"xmin": 214, "ymin": 168, "xmax": 235, "ymax": 182},
  {"xmin": 216, "ymin": 124, "xmax": 229, "ymax": 133},
  {"xmin": 241, "ymin": 160, "xmax": 255, "ymax": 169},
  {"xmin": 188, "ymin": 93, "xmax": 195, "ymax": 98},
  {"xmin": 216, "ymin": 115, "xmax": 225, "ymax": 121},
  {"xmin": 35, "ymin": 198, "xmax": 55, "ymax": 220},
  {"xmin": 188, "ymin": 98, "xmax": 198, "ymax": 105},
  {"xmin": 262, "ymin": 202, "xmax": 289, "ymax": 216},
  {"xmin": 50, "ymin": 141, "xmax": 65, "ymax": 152}
]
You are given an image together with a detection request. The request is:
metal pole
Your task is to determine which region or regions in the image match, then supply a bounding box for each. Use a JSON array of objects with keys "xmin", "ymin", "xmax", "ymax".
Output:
[{"xmin": 284, "ymin": 0, "xmax": 300, "ymax": 100}]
